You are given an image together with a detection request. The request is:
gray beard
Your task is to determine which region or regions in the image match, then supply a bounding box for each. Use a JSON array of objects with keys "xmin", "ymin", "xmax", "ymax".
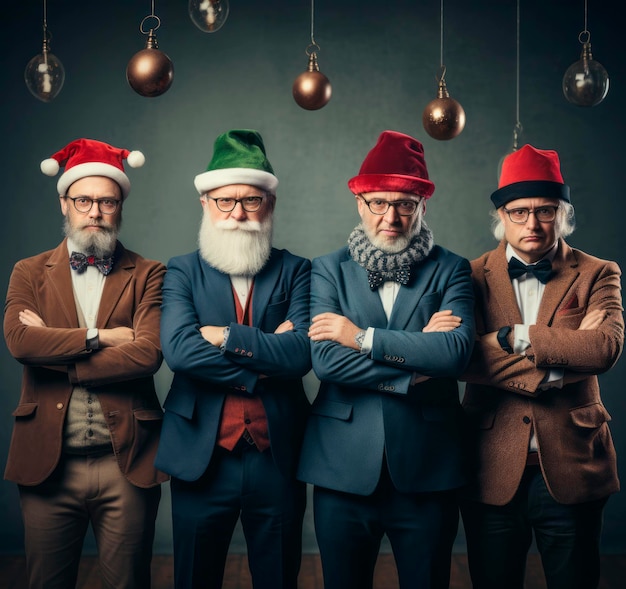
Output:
[
  {"xmin": 198, "ymin": 214, "xmax": 273, "ymax": 276},
  {"xmin": 63, "ymin": 217, "xmax": 119, "ymax": 258},
  {"xmin": 364, "ymin": 208, "xmax": 424, "ymax": 253}
]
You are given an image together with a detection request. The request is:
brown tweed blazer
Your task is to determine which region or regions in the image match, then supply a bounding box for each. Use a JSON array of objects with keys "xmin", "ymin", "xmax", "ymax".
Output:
[
  {"xmin": 3, "ymin": 239, "xmax": 168, "ymax": 488},
  {"xmin": 462, "ymin": 238, "xmax": 623, "ymax": 505}
]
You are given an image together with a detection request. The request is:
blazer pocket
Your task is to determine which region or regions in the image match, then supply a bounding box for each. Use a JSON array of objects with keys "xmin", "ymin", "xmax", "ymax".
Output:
[
  {"xmin": 311, "ymin": 399, "xmax": 353, "ymax": 421},
  {"xmin": 163, "ymin": 389, "xmax": 196, "ymax": 420},
  {"xmin": 569, "ymin": 402, "xmax": 611, "ymax": 429},
  {"xmin": 12, "ymin": 403, "xmax": 37, "ymax": 419}
]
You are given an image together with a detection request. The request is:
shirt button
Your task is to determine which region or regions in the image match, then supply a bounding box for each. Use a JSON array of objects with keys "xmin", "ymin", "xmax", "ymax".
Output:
[
  {"xmin": 245, "ymin": 419, "xmax": 251, "ymax": 424},
  {"xmin": 56, "ymin": 402, "xmax": 64, "ymax": 410}
]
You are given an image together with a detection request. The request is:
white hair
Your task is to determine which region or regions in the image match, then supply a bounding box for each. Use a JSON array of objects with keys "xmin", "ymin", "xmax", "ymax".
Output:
[{"xmin": 490, "ymin": 201, "xmax": 576, "ymax": 241}]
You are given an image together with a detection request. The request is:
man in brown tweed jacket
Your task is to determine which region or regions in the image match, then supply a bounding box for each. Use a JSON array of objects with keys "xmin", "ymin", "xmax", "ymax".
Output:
[{"xmin": 461, "ymin": 144, "xmax": 623, "ymax": 589}]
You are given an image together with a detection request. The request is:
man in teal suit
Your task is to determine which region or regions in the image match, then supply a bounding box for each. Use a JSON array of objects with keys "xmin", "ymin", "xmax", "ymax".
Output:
[
  {"xmin": 298, "ymin": 130, "xmax": 475, "ymax": 589},
  {"xmin": 155, "ymin": 130, "xmax": 311, "ymax": 589}
]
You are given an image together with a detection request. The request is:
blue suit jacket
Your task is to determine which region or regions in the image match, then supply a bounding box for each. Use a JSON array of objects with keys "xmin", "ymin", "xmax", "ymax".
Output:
[
  {"xmin": 297, "ymin": 245, "xmax": 475, "ymax": 495},
  {"xmin": 155, "ymin": 248, "xmax": 312, "ymax": 481}
]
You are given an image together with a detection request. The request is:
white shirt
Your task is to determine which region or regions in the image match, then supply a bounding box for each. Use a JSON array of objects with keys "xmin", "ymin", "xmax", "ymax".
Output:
[{"xmin": 66, "ymin": 239, "xmax": 106, "ymax": 329}]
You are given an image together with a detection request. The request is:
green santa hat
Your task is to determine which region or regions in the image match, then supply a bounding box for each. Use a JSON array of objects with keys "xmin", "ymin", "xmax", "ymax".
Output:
[{"xmin": 194, "ymin": 129, "xmax": 278, "ymax": 195}]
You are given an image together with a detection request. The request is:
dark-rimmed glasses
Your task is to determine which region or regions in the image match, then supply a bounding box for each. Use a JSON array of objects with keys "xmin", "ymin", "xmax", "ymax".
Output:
[
  {"xmin": 358, "ymin": 196, "xmax": 419, "ymax": 216},
  {"xmin": 502, "ymin": 205, "xmax": 559, "ymax": 224},
  {"xmin": 207, "ymin": 196, "xmax": 264, "ymax": 213},
  {"xmin": 64, "ymin": 196, "xmax": 121, "ymax": 215}
]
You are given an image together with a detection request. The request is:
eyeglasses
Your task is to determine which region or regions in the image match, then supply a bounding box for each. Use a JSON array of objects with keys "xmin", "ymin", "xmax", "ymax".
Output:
[
  {"xmin": 358, "ymin": 196, "xmax": 420, "ymax": 216},
  {"xmin": 207, "ymin": 196, "xmax": 264, "ymax": 213},
  {"xmin": 64, "ymin": 196, "xmax": 121, "ymax": 215},
  {"xmin": 502, "ymin": 205, "xmax": 559, "ymax": 224}
]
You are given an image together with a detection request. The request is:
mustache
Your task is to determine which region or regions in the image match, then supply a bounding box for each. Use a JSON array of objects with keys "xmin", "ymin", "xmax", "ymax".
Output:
[{"xmin": 214, "ymin": 219, "xmax": 262, "ymax": 232}]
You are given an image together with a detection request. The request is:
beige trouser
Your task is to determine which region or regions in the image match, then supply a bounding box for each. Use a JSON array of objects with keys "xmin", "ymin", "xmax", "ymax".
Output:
[{"xmin": 18, "ymin": 452, "xmax": 161, "ymax": 589}]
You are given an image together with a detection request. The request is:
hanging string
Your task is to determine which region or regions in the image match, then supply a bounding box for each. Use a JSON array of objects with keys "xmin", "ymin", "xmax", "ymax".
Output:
[
  {"xmin": 513, "ymin": 0, "xmax": 522, "ymax": 149},
  {"xmin": 310, "ymin": 0, "xmax": 316, "ymax": 45},
  {"xmin": 438, "ymin": 0, "xmax": 446, "ymax": 81}
]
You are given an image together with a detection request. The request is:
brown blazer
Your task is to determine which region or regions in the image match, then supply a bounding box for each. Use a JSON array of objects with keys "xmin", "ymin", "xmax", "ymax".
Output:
[
  {"xmin": 3, "ymin": 239, "xmax": 168, "ymax": 489},
  {"xmin": 462, "ymin": 239, "xmax": 623, "ymax": 505}
]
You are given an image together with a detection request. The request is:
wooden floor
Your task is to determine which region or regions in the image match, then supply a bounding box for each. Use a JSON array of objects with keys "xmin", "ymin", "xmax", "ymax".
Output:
[{"xmin": 1, "ymin": 553, "xmax": 624, "ymax": 588}]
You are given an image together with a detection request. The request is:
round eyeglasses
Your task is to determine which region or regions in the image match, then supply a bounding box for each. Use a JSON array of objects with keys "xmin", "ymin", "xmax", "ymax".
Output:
[
  {"xmin": 503, "ymin": 205, "xmax": 559, "ymax": 224},
  {"xmin": 65, "ymin": 196, "xmax": 121, "ymax": 215},
  {"xmin": 207, "ymin": 196, "xmax": 264, "ymax": 213},
  {"xmin": 359, "ymin": 196, "xmax": 419, "ymax": 216}
]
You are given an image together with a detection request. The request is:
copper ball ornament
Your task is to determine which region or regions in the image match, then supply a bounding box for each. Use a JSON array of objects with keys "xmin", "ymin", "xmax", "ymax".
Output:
[
  {"xmin": 422, "ymin": 79, "xmax": 466, "ymax": 140},
  {"xmin": 293, "ymin": 53, "xmax": 332, "ymax": 110},
  {"xmin": 126, "ymin": 31, "xmax": 174, "ymax": 98}
]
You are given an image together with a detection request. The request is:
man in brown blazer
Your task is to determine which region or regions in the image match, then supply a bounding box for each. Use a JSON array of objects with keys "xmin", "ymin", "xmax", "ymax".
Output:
[
  {"xmin": 3, "ymin": 138, "xmax": 167, "ymax": 589},
  {"xmin": 461, "ymin": 144, "xmax": 623, "ymax": 589}
]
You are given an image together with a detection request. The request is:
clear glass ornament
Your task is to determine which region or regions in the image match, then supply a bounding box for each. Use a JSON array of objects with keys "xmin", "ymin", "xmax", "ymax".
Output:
[{"xmin": 189, "ymin": 0, "xmax": 229, "ymax": 33}]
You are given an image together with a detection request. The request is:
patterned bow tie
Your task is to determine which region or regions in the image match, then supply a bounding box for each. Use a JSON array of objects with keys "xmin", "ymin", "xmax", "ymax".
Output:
[
  {"xmin": 507, "ymin": 257, "xmax": 553, "ymax": 284},
  {"xmin": 70, "ymin": 251, "xmax": 114, "ymax": 276},
  {"xmin": 367, "ymin": 266, "xmax": 412, "ymax": 290}
]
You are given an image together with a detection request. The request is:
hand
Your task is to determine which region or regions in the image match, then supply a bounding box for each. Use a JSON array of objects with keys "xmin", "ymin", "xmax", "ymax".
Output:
[
  {"xmin": 422, "ymin": 310, "xmax": 462, "ymax": 332},
  {"xmin": 18, "ymin": 309, "xmax": 47, "ymax": 327},
  {"xmin": 309, "ymin": 312, "xmax": 362, "ymax": 350},
  {"xmin": 578, "ymin": 308, "xmax": 607, "ymax": 331},
  {"xmin": 98, "ymin": 327, "xmax": 135, "ymax": 347},
  {"xmin": 274, "ymin": 319, "xmax": 294, "ymax": 334},
  {"xmin": 199, "ymin": 325, "xmax": 227, "ymax": 347}
]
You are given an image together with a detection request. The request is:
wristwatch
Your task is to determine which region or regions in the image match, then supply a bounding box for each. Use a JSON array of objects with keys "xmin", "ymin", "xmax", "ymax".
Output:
[
  {"xmin": 355, "ymin": 330, "xmax": 366, "ymax": 351},
  {"xmin": 497, "ymin": 326, "xmax": 513, "ymax": 354},
  {"xmin": 86, "ymin": 328, "xmax": 99, "ymax": 351}
]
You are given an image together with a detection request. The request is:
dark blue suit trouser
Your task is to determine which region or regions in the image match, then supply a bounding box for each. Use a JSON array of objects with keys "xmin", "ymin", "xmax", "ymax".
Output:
[
  {"xmin": 313, "ymin": 462, "xmax": 459, "ymax": 589},
  {"xmin": 170, "ymin": 445, "xmax": 306, "ymax": 589},
  {"xmin": 461, "ymin": 465, "xmax": 608, "ymax": 589}
]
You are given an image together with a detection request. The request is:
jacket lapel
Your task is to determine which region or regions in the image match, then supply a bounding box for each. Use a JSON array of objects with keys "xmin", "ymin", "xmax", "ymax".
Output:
[
  {"xmin": 341, "ymin": 259, "xmax": 389, "ymax": 328},
  {"xmin": 251, "ymin": 249, "xmax": 282, "ymax": 327},
  {"xmin": 45, "ymin": 240, "xmax": 80, "ymax": 327},
  {"xmin": 483, "ymin": 241, "xmax": 524, "ymax": 325},
  {"xmin": 536, "ymin": 239, "xmax": 580, "ymax": 325}
]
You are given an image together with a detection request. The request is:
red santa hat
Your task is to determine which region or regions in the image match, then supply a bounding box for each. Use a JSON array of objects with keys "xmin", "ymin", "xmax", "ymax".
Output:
[
  {"xmin": 40, "ymin": 138, "xmax": 145, "ymax": 199},
  {"xmin": 491, "ymin": 144, "xmax": 571, "ymax": 208},
  {"xmin": 347, "ymin": 130, "xmax": 435, "ymax": 199}
]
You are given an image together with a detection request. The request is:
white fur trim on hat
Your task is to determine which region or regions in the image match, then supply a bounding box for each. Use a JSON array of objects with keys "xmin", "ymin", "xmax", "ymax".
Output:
[
  {"xmin": 194, "ymin": 168, "xmax": 278, "ymax": 195},
  {"xmin": 57, "ymin": 163, "xmax": 131, "ymax": 198}
]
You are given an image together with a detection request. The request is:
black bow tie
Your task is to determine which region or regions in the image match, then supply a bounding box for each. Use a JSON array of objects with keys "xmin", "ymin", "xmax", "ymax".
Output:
[
  {"xmin": 70, "ymin": 251, "xmax": 114, "ymax": 276},
  {"xmin": 367, "ymin": 266, "xmax": 412, "ymax": 290},
  {"xmin": 507, "ymin": 257, "xmax": 553, "ymax": 284}
]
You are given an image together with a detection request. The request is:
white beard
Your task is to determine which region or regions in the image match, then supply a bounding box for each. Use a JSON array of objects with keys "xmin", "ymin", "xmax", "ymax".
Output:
[
  {"xmin": 63, "ymin": 217, "xmax": 119, "ymax": 258},
  {"xmin": 198, "ymin": 214, "xmax": 273, "ymax": 276}
]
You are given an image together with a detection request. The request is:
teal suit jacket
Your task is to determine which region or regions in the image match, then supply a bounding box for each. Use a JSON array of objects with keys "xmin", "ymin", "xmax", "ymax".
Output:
[
  {"xmin": 155, "ymin": 248, "xmax": 311, "ymax": 481},
  {"xmin": 297, "ymin": 245, "xmax": 475, "ymax": 495}
]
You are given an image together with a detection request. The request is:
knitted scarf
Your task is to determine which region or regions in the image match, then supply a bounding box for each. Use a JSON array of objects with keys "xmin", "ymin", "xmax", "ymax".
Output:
[{"xmin": 347, "ymin": 222, "xmax": 434, "ymax": 289}]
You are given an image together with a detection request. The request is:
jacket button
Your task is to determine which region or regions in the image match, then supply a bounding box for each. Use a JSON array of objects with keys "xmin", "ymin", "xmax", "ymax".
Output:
[
  {"xmin": 523, "ymin": 416, "xmax": 531, "ymax": 424},
  {"xmin": 56, "ymin": 402, "xmax": 64, "ymax": 410}
]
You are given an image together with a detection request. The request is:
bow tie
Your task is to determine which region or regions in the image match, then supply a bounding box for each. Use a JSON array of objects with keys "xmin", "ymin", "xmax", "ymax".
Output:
[
  {"xmin": 507, "ymin": 257, "xmax": 553, "ymax": 284},
  {"xmin": 367, "ymin": 266, "xmax": 411, "ymax": 290},
  {"xmin": 70, "ymin": 251, "xmax": 114, "ymax": 276}
]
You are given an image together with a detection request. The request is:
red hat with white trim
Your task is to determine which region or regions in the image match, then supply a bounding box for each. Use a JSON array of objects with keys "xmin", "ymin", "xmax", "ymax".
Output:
[{"xmin": 40, "ymin": 138, "xmax": 145, "ymax": 199}]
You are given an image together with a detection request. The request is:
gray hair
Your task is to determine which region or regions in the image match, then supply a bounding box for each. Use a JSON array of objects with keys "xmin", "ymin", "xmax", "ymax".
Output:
[{"xmin": 490, "ymin": 201, "xmax": 575, "ymax": 241}]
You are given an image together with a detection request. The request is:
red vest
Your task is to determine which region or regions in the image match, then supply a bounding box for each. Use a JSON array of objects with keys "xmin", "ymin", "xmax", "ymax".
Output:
[{"xmin": 217, "ymin": 282, "xmax": 270, "ymax": 451}]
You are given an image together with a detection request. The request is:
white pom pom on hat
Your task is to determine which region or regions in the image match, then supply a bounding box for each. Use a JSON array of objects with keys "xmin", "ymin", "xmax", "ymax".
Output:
[{"xmin": 40, "ymin": 138, "xmax": 145, "ymax": 199}]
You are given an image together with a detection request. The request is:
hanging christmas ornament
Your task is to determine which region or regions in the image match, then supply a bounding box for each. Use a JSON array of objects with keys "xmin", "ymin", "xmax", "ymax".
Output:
[
  {"xmin": 292, "ymin": 0, "xmax": 331, "ymax": 110},
  {"xmin": 189, "ymin": 0, "xmax": 229, "ymax": 33},
  {"xmin": 24, "ymin": 0, "xmax": 65, "ymax": 102},
  {"xmin": 422, "ymin": 0, "xmax": 465, "ymax": 140},
  {"xmin": 498, "ymin": 0, "xmax": 525, "ymax": 180},
  {"xmin": 562, "ymin": 0, "xmax": 608, "ymax": 107},
  {"xmin": 126, "ymin": 1, "xmax": 174, "ymax": 98}
]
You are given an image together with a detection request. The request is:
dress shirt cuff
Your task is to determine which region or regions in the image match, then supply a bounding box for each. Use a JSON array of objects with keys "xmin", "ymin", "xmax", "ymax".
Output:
[
  {"xmin": 513, "ymin": 324, "xmax": 531, "ymax": 355},
  {"xmin": 360, "ymin": 327, "xmax": 374, "ymax": 355}
]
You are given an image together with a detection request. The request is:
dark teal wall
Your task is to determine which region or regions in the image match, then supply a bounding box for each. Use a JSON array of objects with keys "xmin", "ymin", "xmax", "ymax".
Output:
[{"xmin": 1, "ymin": 0, "xmax": 625, "ymax": 554}]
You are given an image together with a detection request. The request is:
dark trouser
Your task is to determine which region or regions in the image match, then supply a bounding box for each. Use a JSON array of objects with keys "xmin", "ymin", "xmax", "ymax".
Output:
[
  {"xmin": 170, "ymin": 445, "xmax": 306, "ymax": 589},
  {"xmin": 461, "ymin": 465, "xmax": 608, "ymax": 589},
  {"xmin": 313, "ymin": 464, "xmax": 459, "ymax": 589}
]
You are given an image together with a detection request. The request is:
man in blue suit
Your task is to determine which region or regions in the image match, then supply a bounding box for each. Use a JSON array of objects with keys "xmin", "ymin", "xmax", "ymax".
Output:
[
  {"xmin": 155, "ymin": 130, "xmax": 311, "ymax": 589},
  {"xmin": 298, "ymin": 130, "xmax": 475, "ymax": 589}
]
